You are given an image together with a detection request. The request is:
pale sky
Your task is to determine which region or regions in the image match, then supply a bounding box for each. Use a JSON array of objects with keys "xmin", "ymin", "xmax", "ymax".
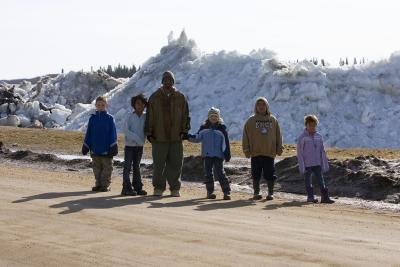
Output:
[{"xmin": 1, "ymin": 0, "xmax": 399, "ymax": 79}]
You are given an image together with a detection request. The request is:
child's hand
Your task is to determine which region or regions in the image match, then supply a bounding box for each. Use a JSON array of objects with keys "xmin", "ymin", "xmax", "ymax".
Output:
[
  {"xmin": 109, "ymin": 144, "xmax": 118, "ymax": 157},
  {"xmin": 180, "ymin": 132, "xmax": 189, "ymax": 140},
  {"xmin": 81, "ymin": 145, "xmax": 89, "ymax": 156}
]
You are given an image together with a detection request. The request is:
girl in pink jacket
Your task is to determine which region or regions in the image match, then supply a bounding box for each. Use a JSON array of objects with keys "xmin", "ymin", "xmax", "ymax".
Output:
[{"xmin": 296, "ymin": 115, "xmax": 334, "ymax": 204}]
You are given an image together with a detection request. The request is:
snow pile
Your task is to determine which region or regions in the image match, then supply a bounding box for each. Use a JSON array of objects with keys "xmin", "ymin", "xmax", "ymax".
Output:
[
  {"xmin": 0, "ymin": 71, "xmax": 122, "ymax": 128},
  {"xmin": 64, "ymin": 31, "xmax": 400, "ymax": 147}
]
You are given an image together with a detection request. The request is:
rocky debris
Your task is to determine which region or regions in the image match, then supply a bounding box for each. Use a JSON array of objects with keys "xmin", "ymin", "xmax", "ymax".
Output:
[
  {"xmin": 1, "ymin": 146, "xmax": 398, "ymax": 203},
  {"xmin": 275, "ymin": 155, "xmax": 400, "ymax": 203},
  {"xmin": 0, "ymin": 141, "xmax": 10, "ymax": 153},
  {"xmin": 155, "ymin": 154, "xmax": 400, "ymax": 203}
]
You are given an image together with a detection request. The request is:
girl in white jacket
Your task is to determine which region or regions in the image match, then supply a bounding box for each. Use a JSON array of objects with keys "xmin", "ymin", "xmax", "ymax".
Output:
[{"xmin": 121, "ymin": 94, "xmax": 148, "ymax": 196}]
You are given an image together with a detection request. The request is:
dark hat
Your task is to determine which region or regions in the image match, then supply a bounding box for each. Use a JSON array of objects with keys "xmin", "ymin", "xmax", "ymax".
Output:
[{"xmin": 162, "ymin": 71, "xmax": 175, "ymax": 85}]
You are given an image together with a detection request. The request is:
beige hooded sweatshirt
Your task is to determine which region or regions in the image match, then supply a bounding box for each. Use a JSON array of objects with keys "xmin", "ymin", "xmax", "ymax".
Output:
[{"xmin": 242, "ymin": 97, "xmax": 283, "ymax": 158}]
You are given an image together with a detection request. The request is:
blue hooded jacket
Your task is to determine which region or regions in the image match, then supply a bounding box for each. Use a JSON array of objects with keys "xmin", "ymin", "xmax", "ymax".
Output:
[
  {"xmin": 83, "ymin": 111, "xmax": 118, "ymax": 156},
  {"xmin": 189, "ymin": 123, "xmax": 231, "ymax": 161}
]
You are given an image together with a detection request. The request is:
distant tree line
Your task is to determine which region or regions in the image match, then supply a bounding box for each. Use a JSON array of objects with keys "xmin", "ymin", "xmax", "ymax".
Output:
[
  {"xmin": 289, "ymin": 57, "xmax": 368, "ymax": 67},
  {"xmin": 98, "ymin": 64, "xmax": 138, "ymax": 78}
]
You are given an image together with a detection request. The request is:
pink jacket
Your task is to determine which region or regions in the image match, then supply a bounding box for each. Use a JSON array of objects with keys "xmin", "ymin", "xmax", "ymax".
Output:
[{"xmin": 296, "ymin": 129, "xmax": 329, "ymax": 174}]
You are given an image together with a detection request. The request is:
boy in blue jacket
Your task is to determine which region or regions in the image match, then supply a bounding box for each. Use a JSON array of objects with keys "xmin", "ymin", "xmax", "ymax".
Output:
[
  {"xmin": 188, "ymin": 107, "xmax": 231, "ymax": 200},
  {"xmin": 82, "ymin": 96, "xmax": 118, "ymax": 192}
]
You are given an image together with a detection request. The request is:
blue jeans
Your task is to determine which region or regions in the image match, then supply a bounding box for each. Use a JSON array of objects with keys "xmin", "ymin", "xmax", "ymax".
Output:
[
  {"xmin": 304, "ymin": 166, "xmax": 326, "ymax": 198},
  {"xmin": 123, "ymin": 146, "xmax": 143, "ymax": 191},
  {"xmin": 203, "ymin": 157, "xmax": 230, "ymax": 194}
]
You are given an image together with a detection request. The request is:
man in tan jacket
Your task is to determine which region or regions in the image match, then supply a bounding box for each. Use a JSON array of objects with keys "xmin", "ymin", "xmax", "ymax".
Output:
[
  {"xmin": 242, "ymin": 97, "xmax": 283, "ymax": 200},
  {"xmin": 144, "ymin": 71, "xmax": 190, "ymax": 197}
]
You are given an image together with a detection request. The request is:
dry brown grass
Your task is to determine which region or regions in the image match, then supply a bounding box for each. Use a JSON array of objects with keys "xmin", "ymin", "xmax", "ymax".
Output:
[{"xmin": 1, "ymin": 126, "xmax": 399, "ymax": 159}]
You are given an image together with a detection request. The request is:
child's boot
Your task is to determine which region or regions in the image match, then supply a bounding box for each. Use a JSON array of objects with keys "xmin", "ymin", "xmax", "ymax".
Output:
[
  {"xmin": 219, "ymin": 179, "xmax": 231, "ymax": 200},
  {"xmin": 252, "ymin": 179, "xmax": 262, "ymax": 200},
  {"xmin": 321, "ymin": 187, "xmax": 335, "ymax": 204},
  {"xmin": 92, "ymin": 186, "xmax": 101, "ymax": 192},
  {"xmin": 205, "ymin": 181, "xmax": 216, "ymax": 199},
  {"xmin": 207, "ymin": 192, "xmax": 217, "ymax": 199},
  {"xmin": 223, "ymin": 193, "xmax": 231, "ymax": 200},
  {"xmin": 136, "ymin": 189, "xmax": 148, "ymax": 196},
  {"xmin": 306, "ymin": 187, "xmax": 318, "ymax": 203},
  {"xmin": 266, "ymin": 179, "xmax": 275, "ymax": 200},
  {"xmin": 121, "ymin": 187, "xmax": 137, "ymax": 196}
]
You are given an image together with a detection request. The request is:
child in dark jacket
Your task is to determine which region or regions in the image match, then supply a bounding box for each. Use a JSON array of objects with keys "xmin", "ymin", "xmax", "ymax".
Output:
[
  {"xmin": 82, "ymin": 96, "xmax": 118, "ymax": 192},
  {"xmin": 188, "ymin": 107, "xmax": 231, "ymax": 200},
  {"xmin": 296, "ymin": 115, "xmax": 334, "ymax": 203}
]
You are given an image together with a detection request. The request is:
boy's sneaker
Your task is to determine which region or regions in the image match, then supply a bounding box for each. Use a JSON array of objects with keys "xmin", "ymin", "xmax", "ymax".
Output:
[
  {"xmin": 121, "ymin": 189, "xmax": 137, "ymax": 196},
  {"xmin": 266, "ymin": 194, "xmax": 274, "ymax": 201},
  {"xmin": 153, "ymin": 189, "xmax": 164, "ymax": 197},
  {"xmin": 136, "ymin": 190, "xmax": 148, "ymax": 196},
  {"xmin": 223, "ymin": 193, "xmax": 231, "ymax": 200},
  {"xmin": 252, "ymin": 194, "xmax": 262, "ymax": 200},
  {"xmin": 92, "ymin": 186, "xmax": 101, "ymax": 192},
  {"xmin": 170, "ymin": 190, "xmax": 181, "ymax": 197},
  {"xmin": 207, "ymin": 193, "xmax": 217, "ymax": 199},
  {"xmin": 99, "ymin": 186, "xmax": 111, "ymax": 192}
]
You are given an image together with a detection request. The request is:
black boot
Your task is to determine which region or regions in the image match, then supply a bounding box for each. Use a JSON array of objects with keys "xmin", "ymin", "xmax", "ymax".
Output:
[
  {"xmin": 205, "ymin": 180, "xmax": 215, "ymax": 199},
  {"xmin": 253, "ymin": 179, "xmax": 262, "ymax": 200},
  {"xmin": 306, "ymin": 186, "xmax": 318, "ymax": 203},
  {"xmin": 121, "ymin": 187, "xmax": 137, "ymax": 196},
  {"xmin": 266, "ymin": 179, "xmax": 275, "ymax": 200},
  {"xmin": 321, "ymin": 188, "xmax": 335, "ymax": 204}
]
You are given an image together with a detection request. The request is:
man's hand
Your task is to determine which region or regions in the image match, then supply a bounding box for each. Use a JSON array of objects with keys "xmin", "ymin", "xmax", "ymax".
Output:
[{"xmin": 187, "ymin": 134, "xmax": 196, "ymax": 139}]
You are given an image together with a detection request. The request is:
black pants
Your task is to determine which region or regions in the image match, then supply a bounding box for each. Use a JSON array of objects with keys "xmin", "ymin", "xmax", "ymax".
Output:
[
  {"xmin": 203, "ymin": 157, "xmax": 231, "ymax": 194},
  {"xmin": 122, "ymin": 146, "xmax": 143, "ymax": 192},
  {"xmin": 251, "ymin": 156, "xmax": 276, "ymax": 195}
]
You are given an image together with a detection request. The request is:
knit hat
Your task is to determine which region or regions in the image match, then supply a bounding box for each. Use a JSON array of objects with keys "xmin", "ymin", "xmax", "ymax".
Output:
[
  {"xmin": 208, "ymin": 107, "xmax": 223, "ymax": 122},
  {"xmin": 254, "ymin": 97, "xmax": 271, "ymax": 116},
  {"xmin": 162, "ymin": 71, "xmax": 175, "ymax": 85}
]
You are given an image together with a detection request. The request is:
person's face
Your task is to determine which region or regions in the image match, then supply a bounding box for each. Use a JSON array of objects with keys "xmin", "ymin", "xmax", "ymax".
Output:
[
  {"xmin": 306, "ymin": 122, "xmax": 317, "ymax": 134},
  {"xmin": 95, "ymin": 100, "xmax": 107, "ymax": 111},
  {"xmin": 134, "ymin": 100, "xmax": 145, "ymax": 113},
  {"xmin": 256, "ymin": 101, "xmax": 267, "ymax": 115},
  {"xmin": 209, "ymin": 114, "xmax": 219, "ymax": 124},
  {"xmin": 163, "ymin": 76, "xmax": 174, "ymax": 88}
]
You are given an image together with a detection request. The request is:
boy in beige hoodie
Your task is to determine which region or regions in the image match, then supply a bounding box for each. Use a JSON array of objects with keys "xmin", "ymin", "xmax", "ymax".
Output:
[{"xmin": 242, "ymin": 97, "xmax": 283, "ymax": 200}]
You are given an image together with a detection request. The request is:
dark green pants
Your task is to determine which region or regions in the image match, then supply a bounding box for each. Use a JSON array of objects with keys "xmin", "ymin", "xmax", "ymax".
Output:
[
  {"xmin": 152, "ymin": 141, "xmax": 183, "ymax": 192},
  {"xmin": 91, "ymin": 156, "xmax": 113, "ymax": 188}
]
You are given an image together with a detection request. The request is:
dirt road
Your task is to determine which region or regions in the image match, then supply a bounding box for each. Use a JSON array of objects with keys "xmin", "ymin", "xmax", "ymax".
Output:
[{"xmin": 1, "ymin": 164, "xmax": 399, "ymax": 267}]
